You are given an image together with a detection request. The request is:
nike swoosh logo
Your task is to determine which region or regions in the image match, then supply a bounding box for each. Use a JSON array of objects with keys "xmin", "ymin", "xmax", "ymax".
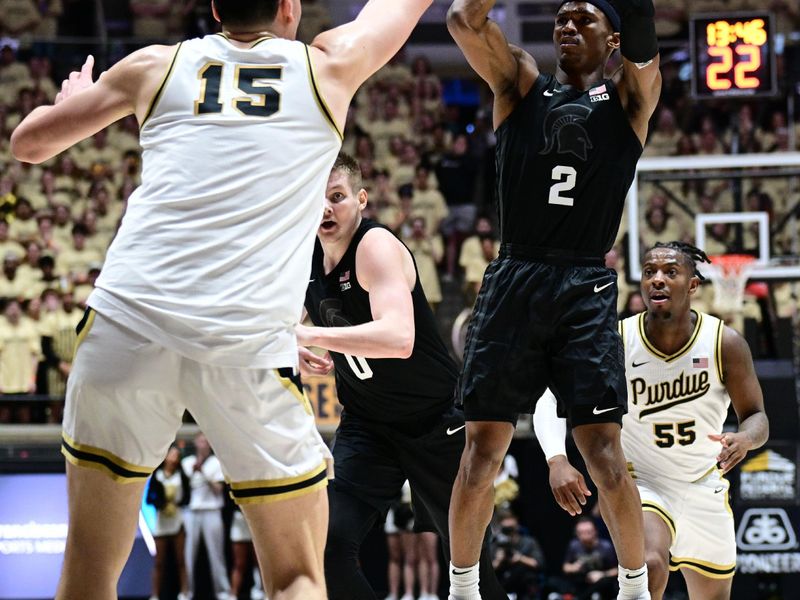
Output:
[
  {"xmin": 543, "ymin": 89, "xmax": 562, "ymax": 96},
  {"xmin": 594, "ymin": 281, "xmax": 614, "ymax": 293},
  {"xmin": 446, "ymin": 425, "xmax": 466, "ymax": 436},
  {"xmin": 632, "ymin": 360, "xmax": 649, "ymax": 368},
  {"xmin": 309, "ymin": 279, "xmax": 315, "ymax": 283},
  {"xmin": 452, "ymin": 569, "xmax": 471, "ymax": 575},
  {"xmin": 593, "ymin": 406, "xmax": 619, "ymax": 415},
  {"xmin": 714, "ymin": 486, "xmax": 725, "ymax": 494},
  {"xmin": 625, "ymin": 572, "xmax": 645, "ymax": 579}
]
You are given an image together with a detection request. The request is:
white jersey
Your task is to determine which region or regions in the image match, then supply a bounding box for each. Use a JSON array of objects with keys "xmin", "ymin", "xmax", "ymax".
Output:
[
  {"xmin": 90, "ymin": 33, "xmax": 341, "ymax": 368},
  {"xmin": 620, "ymin": 311, "xmax": 730, "ymax": 482}
]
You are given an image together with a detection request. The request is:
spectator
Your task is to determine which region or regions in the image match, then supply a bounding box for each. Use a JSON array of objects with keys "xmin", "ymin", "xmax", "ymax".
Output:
[
  {"xmin": 0, "ymin": 220, "xmax": 24, "ymax": 259},
  {"xmin": 0, "ymin": 297, "xmax": 40, "ymax": 423},
  {"xmin": 562, "ymin": 517, "xmax": 618, "ymax": 600},
  {"xmin": 40, "ymin": 289, "xmax": 81, "ymax": 412},
  {"xmin": 295, "ymin": 0, "xmax": 331, "ymax": 43},
  {"xmin": 402, "ymin": 215, "xmax": 443, "ymax": 310},
  {"xmin": 644, "ymin": 106, "xmax": 680, "ymax": 157},
  {"xmin": 147, "ymin": 445, "xmax": 191, "ymax": 600},
  {"xmin": 407, "ymin": 164, "xmax": 445, "ymax": 235},
  {"xmin": 416, "ymin": 531, "xmax": 440, "ymax": 600},
  {"xmin": 458, "ymin": 215, "xmax": 498, "ymax": 302},
  {"xmin": 435, "ymin": 134, "xmax": 478, "ymax": 279},
  {"xmin": 619, "ymin": 291, "xmax": 646, "ymax": 320},
  {"xmin": 0, "ymin": 251, "xmax": 25, "ymax": 299},
  {"xmin": 9, "ymin": 197, "xmax": 37, "ymax": 244},
  {"xmin": 130, "ymin": 0, "xmax": 172, "ymax": 39},
  {"xmin": 229, "ymin": 507, "xmax": 265, "ymax": 600},
  {"xmin": 32, "ymin": 2, "xmax": 62, "ymax": 41},
  {"xmin": 182, "ymin": 433, "xmax": 231, "ymax": 600},
  {"xmin": 55, "ymin": 223, "xmax": 103, "ymax": 280},
  {"xmin": 492, "ymin": 510, "xmax": 545, "ymax": 600},
  {"xmin": 384, "ymin": 480, "xmax": 417, "ymax": 600},
  {"xmin": 0, "ymin": 0, "xmax": 42, "ymax": 39}
]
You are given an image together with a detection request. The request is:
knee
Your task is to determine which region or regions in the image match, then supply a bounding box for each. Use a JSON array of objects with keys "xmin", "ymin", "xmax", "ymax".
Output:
[
  {"xmin": 581, "ymin": 434, "xmax": 629, "ymax": 491},
  {"xmin": 325, "ymin": 529, "xmax": 359, "ymax": 567},
  {"xmin": 460, "ymin": 440, "xmax": 506, "ymax": 489},
  {"xmin": 645, "ymin": 551, "xmax": 669, "ymax": 586},
  {"xmin": 273, "ymin": 575, "xmax": 325, "ymax": 600}
]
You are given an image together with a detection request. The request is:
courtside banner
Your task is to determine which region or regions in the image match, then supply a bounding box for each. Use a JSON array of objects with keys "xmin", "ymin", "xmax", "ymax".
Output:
[
  {"xmin": 733, "ymin": 441, "xmax": 799, "ymax": 506},
  {"xmin": 304, "ymin": 375, "xmax": 342, "ymax": 428}
]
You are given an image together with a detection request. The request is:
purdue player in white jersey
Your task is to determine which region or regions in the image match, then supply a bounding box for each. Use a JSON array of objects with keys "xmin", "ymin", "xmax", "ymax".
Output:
[
  {"xmin": 11, "ymin": 1, "xmax": 434, "ymax": 598},
  {"xmin": 533, "ymin": 242, "xmax": 769, "ymax": 600}
]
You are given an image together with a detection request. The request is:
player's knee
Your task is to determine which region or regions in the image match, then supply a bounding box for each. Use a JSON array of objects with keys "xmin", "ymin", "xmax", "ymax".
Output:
[
  {"xmin": 645, "ymin": 550, "xmax": 669, "ymax": 587},
  {"xmin": 461, "ymin": 441, "xmax": 505, "ymax": 487},
  {"xmin": 325, "ymin": 530, "xmax": 359, "ymax": 566},
  {"xmin": 273, "ymin": 574, "xmax": 325, "ymax": 600}
]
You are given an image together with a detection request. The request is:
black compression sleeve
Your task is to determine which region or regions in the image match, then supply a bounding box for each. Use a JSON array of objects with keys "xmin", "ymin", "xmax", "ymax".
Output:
[{"xmin": 616, "ymin": 0, "xmax": 658, "ymax": 63}]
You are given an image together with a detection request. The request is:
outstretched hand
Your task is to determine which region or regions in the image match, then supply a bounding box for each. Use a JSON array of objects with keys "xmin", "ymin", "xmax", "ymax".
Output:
[
  {"xmin": 709, "ymin": 431, "xmax": 753, "ymax": 473},
  {"xmin": 548, "ymin": 455, "xmax": 592, "ymax": 516},
  {"xmin": 55, "ymin": 55, "xmax": 95, "ymax": 104}
]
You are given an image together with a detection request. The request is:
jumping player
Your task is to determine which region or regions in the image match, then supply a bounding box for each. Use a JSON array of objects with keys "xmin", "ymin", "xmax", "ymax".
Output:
[
  {"xmin": 10, "ymin": 1, "xmax": 433, "ymax": 598},
  {"xmin": 298, "ymin": 154, "xmax": 506, "ymax": 600},
  {"xmin": 534, "ymin": 242, "xmax": 769, "ymax": 600},
  {"xmin": 445, "ymin": 0, "xmax": 662, "ymax": 598}
]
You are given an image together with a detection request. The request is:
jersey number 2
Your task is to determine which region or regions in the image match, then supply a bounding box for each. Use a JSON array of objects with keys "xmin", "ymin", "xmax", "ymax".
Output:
[
  {"xmin": 548, "ymin": 165, "xmax": 577, "ymax": 207},
  {"xmin": 195, "ymin": 63, "xmax": 281, "ymax": 117}
]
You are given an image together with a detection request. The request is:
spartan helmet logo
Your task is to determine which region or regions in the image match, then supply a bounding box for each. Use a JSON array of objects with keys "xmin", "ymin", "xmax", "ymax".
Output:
[
  {"xmin": 540, "ymin": 103, "xmax": 593, "ymax": 161},
  {"xmin": 319, "ymin": 298, "xmax": 353, "ymax": 327}
]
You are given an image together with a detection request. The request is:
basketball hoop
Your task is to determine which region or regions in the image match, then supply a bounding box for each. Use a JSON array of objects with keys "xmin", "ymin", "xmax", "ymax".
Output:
[{"xmin": 705, "ymin": 254, "xmax": 757, "ymax": 314}]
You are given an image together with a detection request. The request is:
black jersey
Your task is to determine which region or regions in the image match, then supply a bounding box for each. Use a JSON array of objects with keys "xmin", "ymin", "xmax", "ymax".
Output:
[
  {"xmin": 304, "ymin": 219, "xmax": 458, "ymax": 423},
  {"xmin": 495, "ymin": 72, "xmax": 643, "ymax": 256}
]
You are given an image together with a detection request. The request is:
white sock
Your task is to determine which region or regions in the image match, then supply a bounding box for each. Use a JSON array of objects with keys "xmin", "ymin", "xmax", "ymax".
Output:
[
  {"xmin": 448, "ymin": 561, "xmax": 481, "ymax": 600},
  {"xmin": 617, "ymin": 564, "xmax": 650, "ymax": 599}
]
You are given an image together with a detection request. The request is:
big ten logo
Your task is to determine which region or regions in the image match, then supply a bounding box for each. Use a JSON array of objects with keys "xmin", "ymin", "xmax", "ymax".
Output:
[
  {"xmin": 736, "ymin": 508, "xmax": 798, "ymax": 551},
  {"xmin": 304, "ymin": 375, "xmax": 342, "ymax": 426}
]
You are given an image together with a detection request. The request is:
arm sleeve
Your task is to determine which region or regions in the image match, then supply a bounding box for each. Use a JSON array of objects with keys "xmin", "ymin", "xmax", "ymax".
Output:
[
  {"xmin": 616, "ymin": 0, "xmax": 658, "ymax": 64},
  {"xmin": 532, "ymin": 388, "xmax": 568, "ymax": 461}
]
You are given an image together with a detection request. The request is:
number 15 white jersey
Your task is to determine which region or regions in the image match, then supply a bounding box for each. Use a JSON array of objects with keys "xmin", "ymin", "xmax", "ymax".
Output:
[
  {"xmin": 90, "ymin": 34, "xmax": 341, "ymax": 368},
  {"xmin": 620, "ymin": 311, "xmax": 731, "ymax": 482}
]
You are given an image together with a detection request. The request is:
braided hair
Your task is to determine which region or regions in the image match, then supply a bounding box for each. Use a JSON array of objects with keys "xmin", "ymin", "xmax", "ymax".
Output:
[{"xmin": 648, "ymin": 241, "xmax": 711, "ymax": 281}]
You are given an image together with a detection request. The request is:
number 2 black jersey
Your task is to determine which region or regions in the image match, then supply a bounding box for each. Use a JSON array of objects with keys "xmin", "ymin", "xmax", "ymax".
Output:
[
  {"xmin": 495, "ymin": 72, "xmax": 642, "ymax": 256},
  {"xmin": 304, "ymin": 220, "xmax": 458, "ymax": 423}
]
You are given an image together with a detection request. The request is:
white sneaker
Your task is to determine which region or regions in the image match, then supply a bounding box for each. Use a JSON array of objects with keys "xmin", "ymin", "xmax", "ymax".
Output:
[
  {"xmin": 177, "ymin": 593, "xmax": 190, "ymax": 600},
  {"xmin": 400, "ymin": 595, "xmax": 415, "ymax": 600}
]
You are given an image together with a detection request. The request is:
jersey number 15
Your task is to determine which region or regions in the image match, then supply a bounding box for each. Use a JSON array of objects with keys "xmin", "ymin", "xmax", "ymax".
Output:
[{"xmin": 194, "ymin": 63, "xmax": 282, "ymax": 117}]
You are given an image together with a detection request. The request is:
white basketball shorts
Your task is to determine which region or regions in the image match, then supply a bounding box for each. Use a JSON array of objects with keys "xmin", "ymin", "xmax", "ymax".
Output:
[
  {"xmin": 62, "ymin": 309, "xmax": 329, "ymax": 504},
  {"xmin": 637, "ymin": 468, "xmax": 736, "ymax": 579}
]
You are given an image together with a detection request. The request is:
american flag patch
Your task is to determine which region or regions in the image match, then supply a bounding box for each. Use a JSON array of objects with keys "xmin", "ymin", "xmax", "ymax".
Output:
[
  {"xmin": 589, "ymin": 84, "xmax": 607, "ymax": 96},
  {"xmin": 693, "ymin": 357, "xmax": 709, "ymax": 368},
  {"xmin": 339, "ymin": 270, "xmax": 350, "ymax": 282}
]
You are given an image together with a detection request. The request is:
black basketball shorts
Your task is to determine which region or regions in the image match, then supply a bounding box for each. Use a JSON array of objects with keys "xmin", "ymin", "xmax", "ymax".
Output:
[{"xmin": 458, "ymin": 254, "xmax": 627, "ymax": 427}]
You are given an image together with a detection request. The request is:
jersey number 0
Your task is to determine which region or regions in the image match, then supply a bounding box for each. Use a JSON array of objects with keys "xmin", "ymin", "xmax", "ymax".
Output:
[{"xmin": 194, "ymin": 63, "xmax": 282, "ymax": 117}]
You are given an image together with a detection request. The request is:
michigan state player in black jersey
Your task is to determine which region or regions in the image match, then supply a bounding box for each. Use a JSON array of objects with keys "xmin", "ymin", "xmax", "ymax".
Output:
[
  {"xmin": 446, "ymin": 0, "xmax": 662, "ymax": 599},
  {"xmin": 298, "ymin": 154, "xmax": 506, "ymax": 600}
]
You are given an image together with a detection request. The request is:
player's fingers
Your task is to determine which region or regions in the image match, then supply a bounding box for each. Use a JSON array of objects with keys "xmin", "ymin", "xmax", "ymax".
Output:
[
  {"xmin": 81, "ymin": 54, "xmax": 95, "ymax": 78},
  {"xmin": 708, "ymin": 433, "xmax": 724, "ymax": 442},
  {"xmin": 577, "ymin": 474, "xmax": 592, "ymax": 497},
  {"xmin": 554, "ymin": 490, "xmax": 576, "ymax": 516}
]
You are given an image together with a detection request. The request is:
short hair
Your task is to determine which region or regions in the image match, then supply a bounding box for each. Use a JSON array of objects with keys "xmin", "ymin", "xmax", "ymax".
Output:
[
  {"xmin": 646, "ymin": 241, "xmax": 711, "ymax": 282},
  {"xmin": 331, "ymin": 153, "xmax": 363, "ymax": 192},
  {"xmin": 213, "ymin": 0, "xmax": 280, "ymax": 28},
  {"xmin": 72, "ymin": 223, "xmax": 89, "ymax": 237}
]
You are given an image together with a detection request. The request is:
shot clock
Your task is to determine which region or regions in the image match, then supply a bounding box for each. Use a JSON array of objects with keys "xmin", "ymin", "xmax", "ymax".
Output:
[{"xmin": 690, "ymin": 13, "xmax": 777, "ymax": 99}]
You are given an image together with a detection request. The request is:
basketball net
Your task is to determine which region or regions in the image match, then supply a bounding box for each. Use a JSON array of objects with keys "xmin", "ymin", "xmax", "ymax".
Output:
[{"xmin": 705, "ymin": 255, "xmax": 756, "ymax": 314}]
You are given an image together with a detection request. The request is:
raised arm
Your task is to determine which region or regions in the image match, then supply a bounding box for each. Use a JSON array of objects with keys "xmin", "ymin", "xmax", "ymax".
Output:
[
  {"xmin": 307, "ymin": 0, "xmax": 433, "ymax": 131},
  {"xmin": 295, "ymin": 229, "xmax": 416, "ymax": 359},
  {"xmin": 11, "ymin": 45, "xmax": 176, "ymax": 164},
  {"xmin": 709, "ymin": 327, "xmax": 769, "ymax": 473},
  {"xmin": 613, "ymin": 0, "xmax": 662, "ymax": 146},
  {"xmin": 447, "ymin": 0, "xmax": 538, "ymax": 128}
]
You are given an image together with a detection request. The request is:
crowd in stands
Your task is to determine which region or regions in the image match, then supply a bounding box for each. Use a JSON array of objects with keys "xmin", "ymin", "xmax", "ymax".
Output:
[{"xmin": 0, "ymin": 1, "xmax": 799, "ymax": 423}]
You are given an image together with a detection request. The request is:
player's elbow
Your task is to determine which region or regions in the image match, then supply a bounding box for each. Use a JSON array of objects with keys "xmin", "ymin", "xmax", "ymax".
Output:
[
  {"xmin": 10, "ymin": 127, "xmax": 48, "ymax": 164},
  {"xmin": 446, "ymin": 4, "xmax": 474, "ymax": 34},
  {"xmin": 395, "ymin": 329, "xmax": 415, "ymax": 359}
]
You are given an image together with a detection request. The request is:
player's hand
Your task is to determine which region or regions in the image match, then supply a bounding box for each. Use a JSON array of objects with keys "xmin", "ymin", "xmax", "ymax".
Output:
[
  {"xmin": 298, "ymin": 347, "xmax": 333, "ymax": 377},
  {"xmin": 547, "ymin": 455, "xmax": 592, "ymax": 516},
  {"xmin": 55, "ymin": 55, "xmax": 95, "ymax": 104},
  {"xmin": 709, "ymin": 431, "xmax": 753, "ymax": 473}
]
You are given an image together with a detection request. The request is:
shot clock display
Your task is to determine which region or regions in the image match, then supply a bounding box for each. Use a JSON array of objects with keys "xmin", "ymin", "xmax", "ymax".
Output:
[{"xmin": 690, "ymin": 13, "xmax": 777, "ymax": 99}]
